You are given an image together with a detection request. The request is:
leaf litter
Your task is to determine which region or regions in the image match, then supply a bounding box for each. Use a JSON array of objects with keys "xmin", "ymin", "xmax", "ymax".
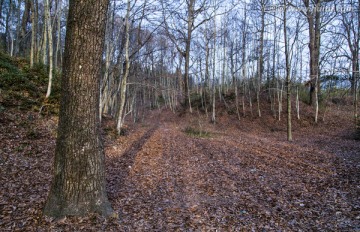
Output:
[{"xmin": 0, "ymin": 105, "xmax": 359, "ymax": 231}]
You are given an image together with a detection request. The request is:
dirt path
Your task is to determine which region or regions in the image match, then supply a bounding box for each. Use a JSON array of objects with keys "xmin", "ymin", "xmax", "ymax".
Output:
[
  {"xmin": 105, "ymin": 121, "xmax": 360, "ymax": 231},
  {"xmin": 0, "ymin": 109, "xmax": 358, "ymax": 231}
]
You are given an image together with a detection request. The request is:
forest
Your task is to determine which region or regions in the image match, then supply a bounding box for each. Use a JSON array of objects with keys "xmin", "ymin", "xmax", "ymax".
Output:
[{"xmin": 0, "ymin": 0, "xmax": 359, "ymax": 230}]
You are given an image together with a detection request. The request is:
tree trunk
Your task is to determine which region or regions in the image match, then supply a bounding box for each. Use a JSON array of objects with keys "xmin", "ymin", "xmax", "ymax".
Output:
[
  {"xmin": 283, "ymin": 1, "xmax": 292, "ymax": 141},
  {"xmin": 55, "ymin": 0, "xmax": 62, "ymax": 69},
  {"xmin": 184, "ymin": 0, "xmax": 195, "ymax": 113},
  {"xmin": 241, "ymin": 6, "xmax": 247, "ymax": 117},
  {"xmin": 19, "ymin": 0, "xmax": 31, "ymax": 56},
  {"xmin": 41, "ymin": 15, "xmax": 48, "ymax": 64},
  {"xmin": 14, "ymin": 0, "xmax": 21, "ymax": 56},
  {"xmin": 204, "ymin": 27, "xmax": 210, "ymax": 117},
  {"xmin": 116, "ymin": 0, "xmax": 131, "ymax": 134},
  {"xmin": 271, "ymin": 16, "xmax": 277, "ymax": 118},
  {"xmin": 296, "ymin": 86, "xmax": 300, "ymax": 120},
  {"xmin": 30, "ymin": 0, "xmax": 37, "ymax": 67},
  {"xmin": 221, "ymin": 27, "xmax": 226, "ymax": 94},
  {"xmin": 0, "ymin": 0, "xmax": 4, "ymax": 24},
  {"xmin": 45, "ymin": 0, "xmax": 54, "ymax": 99},
  {"xmin": 230, "ymin": 42, "xmax": 240, "ymax": 121},
  {"xmin": 278, "ymin": 79, "xmax": 283, "ymax": 121},
  {"xmin": 256, "ymin": 1, "xmax": 265, "ymax": 118},
  {"xmin": 304, "ymin": 0, "xmax": 321, "ymax": 122},
  {"xmin": 4, "ymin": 0, "xmax": 13, "ymax": 53},
  {"xmin": 44, "ymin": 0, "xmax": 113, "ymax": 218},
  {"xmin": 100, "ymin": 1, "xmax": 115, "ymax": 121},
  {"xmin": 211, "ymin": 16, "xmax": 217, "ymax": 124}
]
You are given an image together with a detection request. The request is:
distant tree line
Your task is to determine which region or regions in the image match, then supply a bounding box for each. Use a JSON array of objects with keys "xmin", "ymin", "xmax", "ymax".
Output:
[{"xmin": 0, "ymin": 0, "xmax": 359, "ymax": 135}]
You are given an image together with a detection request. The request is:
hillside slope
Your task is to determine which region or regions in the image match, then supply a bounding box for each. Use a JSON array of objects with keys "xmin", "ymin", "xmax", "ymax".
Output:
[
  {"xmin": 0, "ymin": 52, "xmax": 60, "ymax": 114},
  {"xmin": 0, "ymin": 53, "xmax": 359, "ymax": 230}
]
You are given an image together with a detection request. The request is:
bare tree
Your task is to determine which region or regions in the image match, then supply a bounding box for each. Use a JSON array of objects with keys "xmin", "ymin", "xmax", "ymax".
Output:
[
  {"xmin": 18, "ymin": 0, "xmax": 31, "ymax": 56},
  {"xmin": 116, "ymin": 0, "xmax": 131, "ymax": 134},
  {"xmin": 338, "ymin": 0, "xmax": 359, "ymax": 126},
  {"xmin": 294, "ymin": 0, "xmax": 336, "ymax": 122},
  {"xmin": 162, "ymin": 0, "xmax": 218, "ymax": 112},
  {"xmin": 283, "ymin": 0, "xmax": 292, "ymax": 141},
  {"xmin": 54, "ymin": 0, "xmax": 63, "ymax": 69},
  {"xmin": 29, "ymin": 0, "xmax": 37, "ymax": 67},
  {"xmin": 45, "ymin": 0, "xmax": 54, "ymax": 99},
  {"xmin": 211, "ymin": 13, "xmax": 217, "ymax": 123}
]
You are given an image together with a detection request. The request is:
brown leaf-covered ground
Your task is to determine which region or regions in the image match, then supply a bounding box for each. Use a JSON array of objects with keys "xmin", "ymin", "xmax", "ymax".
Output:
[{"xmin": 0, "ymin": 103, "xmax": 359, "ymax": 231}]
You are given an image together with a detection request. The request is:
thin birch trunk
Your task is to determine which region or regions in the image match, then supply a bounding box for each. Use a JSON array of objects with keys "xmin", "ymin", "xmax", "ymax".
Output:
[
  {"xmin": 116, "ymin": 0, "xmax": 131, "ymax": 134},
  {"xmin": 45, "ymin": 0, "xmax": 54, "ymax": 99}
]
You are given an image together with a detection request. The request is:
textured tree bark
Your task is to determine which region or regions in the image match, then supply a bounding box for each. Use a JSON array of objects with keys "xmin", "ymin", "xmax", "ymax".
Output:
[{"xmin": 44, "ymin": 0, "xmax": 113, "ymax": 218}]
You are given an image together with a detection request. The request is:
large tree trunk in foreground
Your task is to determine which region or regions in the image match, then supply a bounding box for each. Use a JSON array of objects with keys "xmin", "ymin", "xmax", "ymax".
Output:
[{"xmin": 44, "ymin": 0, "xmax": 112, "ymax": 218}]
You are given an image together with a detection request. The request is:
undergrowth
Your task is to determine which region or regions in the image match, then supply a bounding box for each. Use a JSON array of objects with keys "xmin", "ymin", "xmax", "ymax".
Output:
[{"xmin": 0, "ymin": 52, "xmax": 60, "ymax": 114}]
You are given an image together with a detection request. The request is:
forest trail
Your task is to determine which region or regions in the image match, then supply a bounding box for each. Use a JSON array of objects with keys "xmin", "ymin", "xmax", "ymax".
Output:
[
  {"xmin": 104, "ymin": 118, "xmax": 360, "ymax": 231},
  {"xmin": 1, "ymin": 108, "xmax": 359, "ymax": 231}
]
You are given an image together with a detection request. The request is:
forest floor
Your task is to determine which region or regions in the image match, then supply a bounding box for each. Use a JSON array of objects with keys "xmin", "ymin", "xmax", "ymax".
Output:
[{"xmin": 0, "ymin": 103, "xmax": 359, "ymax": 231}]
